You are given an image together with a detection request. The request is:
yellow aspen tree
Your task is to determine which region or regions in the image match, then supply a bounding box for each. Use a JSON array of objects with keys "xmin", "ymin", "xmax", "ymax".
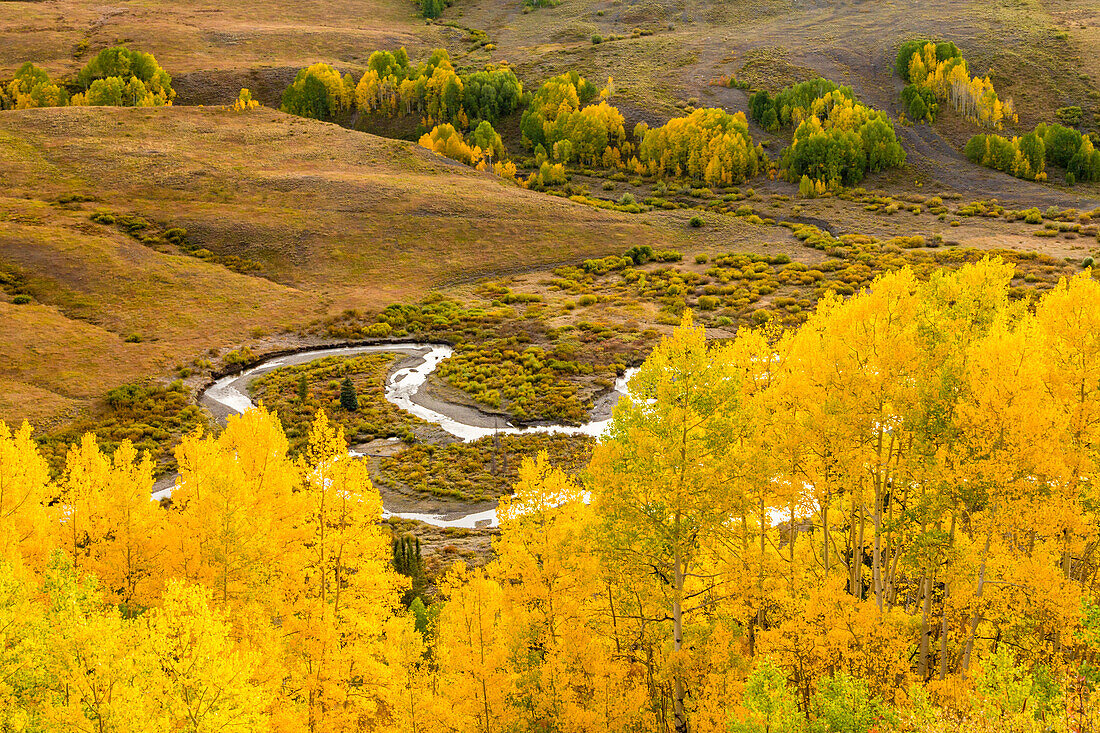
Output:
[
  {"xmin": 910, "ymin": 257, "xmax": 1016, "ymax": 680},
  {"xmin": 494, "ymin": 452, "xmax": 648, "ymax": 732},
  {"xmin": 144, "ymin": 579, "xmax": 269, "ymax": 731},
  {"xmin": 0, "ymin": 560, "xmax": 47, "ymax": 729},
  {"xmin": 57, "ymin": 433, "xmax": 111, "ymax": 576},
  {"xmin": 785, "ymin": 269, "xmax": 922, "ymax": 608},
  {"xmin": 433, "ymin": 562, "xmax": 511, "ymax": 733},
  {"xmin": 376, "ymin": 614, "xmax": 434, "ymax": 733},
  {"xmin": 1036, "ymin": 272, "xmax": 1100, "ymax": 522},
  {"xmin": 169, "ymin": 406, "xmax": 299, "ymax": 610},
  {"xmin": 956, "ymin": 309, "xmax": 1053, "ymax": 674},
  {"xmin": 282, "ymin": 410, "xmax": 406, "ymax": 733},
  {"xmin": 0, "ymin": 421, "xmax": 52, "ymax": 569},
  {"xmin": 40, "ymin": 554, "xmax": 160, "ymax": 732},
  {"xmin": 57, "ymin": 435, "xmax": 164, "ymax": 611},
  {"xmin": 590, "ymin": 313, "xmax": 747, "ymax": 733},
  {"xmin": 95, "ymin": 440, "xmax": 164, "ymax": 613}
]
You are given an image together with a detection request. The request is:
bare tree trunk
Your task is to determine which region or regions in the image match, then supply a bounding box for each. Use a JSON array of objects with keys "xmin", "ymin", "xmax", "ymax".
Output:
[
  {"xmin": 918, "ymin": 573, "xmax": 932, "ymax": 678},
  {"xmin": 873, "ymin": 484, "xmax": 884, "ymax": 611},
  {"xmin": 960, "ymin": 526, "xmax": 993, "ymax": 675},
  {"xmin": 939, "ymin": 511, "xmax": 956, "ymax": 681},
  {"xmin": 849, "ymin": 505, "xmax": 859, "ymax": 597},
  {"xmin": 673, "ymin": 542, "xmax": 688, "ymax": 733}
]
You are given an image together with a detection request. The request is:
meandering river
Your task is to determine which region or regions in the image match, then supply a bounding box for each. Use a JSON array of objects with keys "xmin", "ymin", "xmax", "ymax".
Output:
[{"xmin": 163, "ymin": 343, "xmax": 639, "ymax": 529}]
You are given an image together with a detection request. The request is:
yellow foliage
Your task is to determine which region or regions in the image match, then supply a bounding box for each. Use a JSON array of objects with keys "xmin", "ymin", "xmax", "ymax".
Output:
[{"xmin": 4, "ymin": 260, "xmax": 1100, "ymax": 728}]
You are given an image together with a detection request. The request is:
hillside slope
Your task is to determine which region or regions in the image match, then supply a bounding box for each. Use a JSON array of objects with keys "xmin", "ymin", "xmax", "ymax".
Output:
[{"xmin": 0, "ymin": 106, "xmax": 659, "ymax": 425}]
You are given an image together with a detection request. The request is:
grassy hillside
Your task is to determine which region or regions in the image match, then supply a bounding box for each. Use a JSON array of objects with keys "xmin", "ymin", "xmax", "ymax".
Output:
[
  {"xmin": 0, "ymin": 105, "xmax": 661, "ymax": 426},
  {"xmin": 447, "ymin": 0, "xmax": 1097, "ymax": 195},
  {"xmin": 0, "ymin": 0, "xmax": 451, "ymax": 104},
  {"xmin": 455, "ymin": 0, "xmax": 1097, "ymax": 127}
]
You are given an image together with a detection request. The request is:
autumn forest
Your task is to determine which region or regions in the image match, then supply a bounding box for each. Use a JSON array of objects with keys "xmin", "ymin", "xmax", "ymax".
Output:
[{"xmin": 2, "ymin": 0, "xmax": 1100, "ymax": 730}]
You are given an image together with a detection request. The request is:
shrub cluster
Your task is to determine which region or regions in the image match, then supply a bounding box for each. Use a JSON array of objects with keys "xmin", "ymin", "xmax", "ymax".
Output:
[
  {"xmin": 38, "ymin": 381, "xmax": 204, "ymax": 475},
  {"xmin": 438, "ymin": 339, "xmax": 592, "ymax": 423},
  {"xmin": 89, "ymin": 213, "xmax": 262, "ymax": 274},
  {"xmin": 419, "ymin": 0, "xmax": 452, "ymax": 18},
  {"xmin": 251, "ymin": 354, "xmax": 424, "ymax": 452},
  {"xmin": 376, "ymin": 434, "xmax": 592, "ymax": 502}
]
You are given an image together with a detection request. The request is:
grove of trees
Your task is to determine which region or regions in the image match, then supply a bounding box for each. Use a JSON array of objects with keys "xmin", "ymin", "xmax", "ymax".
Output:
[
  {"xmin": 0, "ymin": 63, "xmax": 68, "ymax": 110},
  {"xmin": 634, "ymin": 108, "xmax": 764, "ymax": 186},
  {"xmin": 0, "ymin": 47, "xmax": 175, "ymax": 110},
  {"xmin": 895, "ymin": 40, "xmax": 1016, "ymax": 128},
  {"xmin": 966, "ymin": 123, "xmax": 1100, "ymax": 183},
  {"xmin": 751, "ymin": 80, "xmax": 905, "ymax": 189},
  {"xmin": 7, "ymin": 259, "xmax": 1100, "ymax": 731},
  {"xmin": 355, "ymin": 49, "xmax": 462, "ymax": 125},
  {"xmin": 278, "ymin": 50, "xmax": 912, "ymax": 192},
  {"xmin": 282, "ymin": 47, "xmax": 523, "ymax": 130},
  {"xmin": 520, "ymin": 72, "xmax": 630, "ymax": 168},
  {"xmin": 281, "ymin": 62, "xmax": 355, "ymax": 119},
  {"xmin": 418, "ymin": 120, "xmax": 517, "ymax": 179}
]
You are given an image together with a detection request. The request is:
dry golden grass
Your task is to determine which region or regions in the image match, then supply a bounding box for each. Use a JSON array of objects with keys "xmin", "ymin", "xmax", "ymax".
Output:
[
  {"xmin": 0, "ymin": 0, "xmax": 447, "ymax": 104},
  {"xmin": 0, "ymin": 296, "xmax": 158, "ymax": 424}
]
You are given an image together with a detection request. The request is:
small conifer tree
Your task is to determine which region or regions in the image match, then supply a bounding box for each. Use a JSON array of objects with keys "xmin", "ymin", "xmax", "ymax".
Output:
[{"xmin": 339, "ymin": 377, "xmax": 358, "ymax": 412}]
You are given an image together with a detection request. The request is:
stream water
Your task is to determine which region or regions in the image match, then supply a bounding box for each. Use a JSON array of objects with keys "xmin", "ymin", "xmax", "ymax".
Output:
[{"xmin": 174, "ymin": 343, "xmax": 639, "ymax": 528}]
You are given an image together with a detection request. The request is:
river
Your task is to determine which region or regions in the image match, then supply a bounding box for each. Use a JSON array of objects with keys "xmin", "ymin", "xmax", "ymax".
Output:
[{"xmin": 156, "ymin": 343, "xmax": 639, "ymax": 529}]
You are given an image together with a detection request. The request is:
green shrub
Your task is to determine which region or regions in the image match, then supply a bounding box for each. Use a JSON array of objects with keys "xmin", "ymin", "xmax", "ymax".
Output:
[
  {"xmin": 224, "ymin": 347, "xmax": 255, "ymax": 366},
  {"xmin": 12, "ymin": 295, "xmax": 31, "ymax": 305},
  {"xmin": 365, "ymin": 322, "xmax": 393, "ymax": 338},
  {"xmin": 1057, "ymin": 106, "xmax": 1084, "ymax": 126},
  {"xmin": 689, "ymin": 215, "xmax": 705, "ymax": 227},
  {"xmin": 810, "ymin": 673, "xmax": 894, "ymax": 733}
]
